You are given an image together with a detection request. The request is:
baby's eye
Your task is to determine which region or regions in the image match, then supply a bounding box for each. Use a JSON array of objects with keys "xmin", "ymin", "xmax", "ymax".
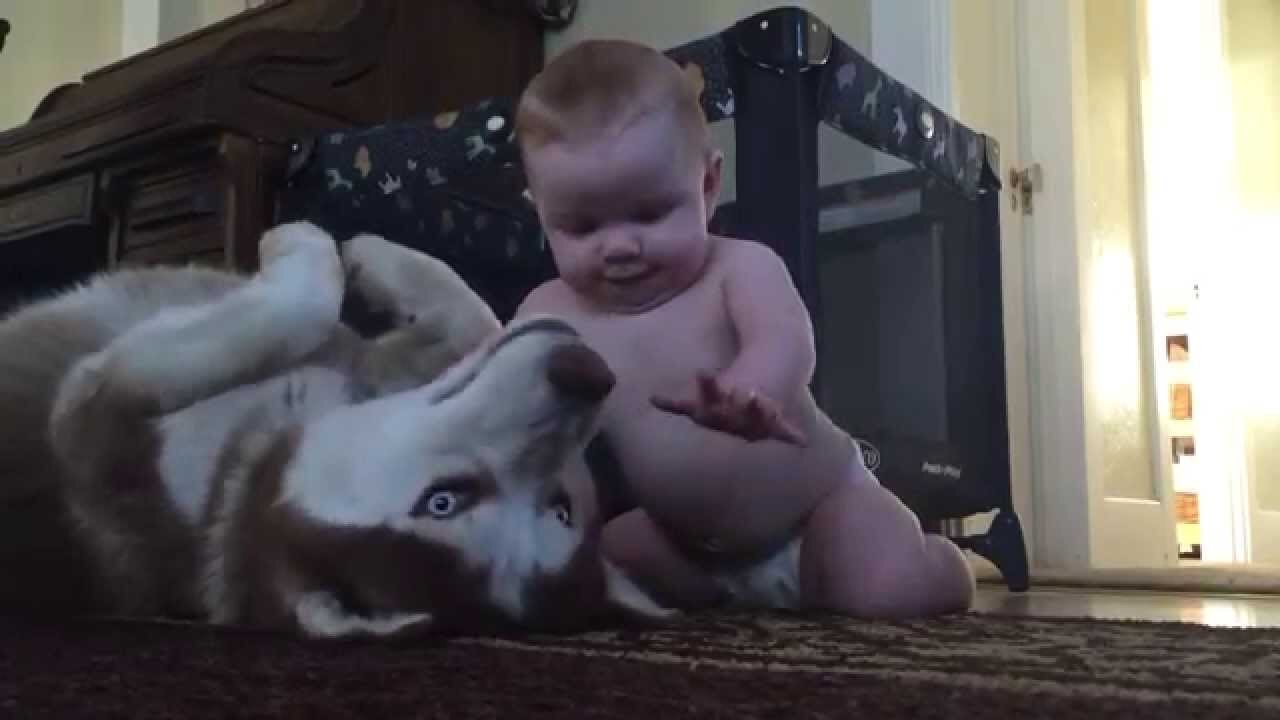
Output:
[
  {"xmin": 634, "ymin": 204, "xmax": 673, "ymax": 224},
  {"xmin": 559, "ymin": 218, "xmax": 597, "ymax": 236}
]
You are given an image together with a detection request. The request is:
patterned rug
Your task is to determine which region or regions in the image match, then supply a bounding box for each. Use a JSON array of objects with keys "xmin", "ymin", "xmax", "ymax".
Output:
[{"xmin": 2, "ymin": 610, "xmax": 1277, "ymax": 719}]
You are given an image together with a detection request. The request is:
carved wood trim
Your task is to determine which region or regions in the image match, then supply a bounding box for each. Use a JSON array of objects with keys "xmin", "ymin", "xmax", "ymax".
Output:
[{"xmin": 204, "ymin": 0, "xmax": 396, "ymax": 139}]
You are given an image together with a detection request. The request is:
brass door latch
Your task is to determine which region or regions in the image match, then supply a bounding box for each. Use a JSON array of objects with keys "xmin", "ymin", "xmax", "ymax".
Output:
[{"xmin": 1009, "ymin": 163, "xmax": 1043, "ymax": 215}]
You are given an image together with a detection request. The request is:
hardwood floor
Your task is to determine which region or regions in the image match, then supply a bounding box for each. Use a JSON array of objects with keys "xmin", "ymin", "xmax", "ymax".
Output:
[{"xmin": 972, "ymin": 584, "xmax": 1280, "ymax": 628}]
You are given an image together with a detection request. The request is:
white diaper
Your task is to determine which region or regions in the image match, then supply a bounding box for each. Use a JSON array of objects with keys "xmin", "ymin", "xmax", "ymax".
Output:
[
  {"xmin": 708, "ymin": 535, "xmax": 803, "ymax": 610},
  {"xmin": 705, "ymin": 448, "xmax": 875, "ymax": 611}
]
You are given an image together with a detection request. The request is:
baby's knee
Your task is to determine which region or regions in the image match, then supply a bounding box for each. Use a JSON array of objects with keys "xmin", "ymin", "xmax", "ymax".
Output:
[
  {"xmin": 922, "ymin": 534, "xmax": 976, "ymax": 612},
  {"xmin": 598, "ymin": 512, "xmax": 677, "ymax": 583},
  {"xmin": 824, "ymin": 536, "xmax": 974, "ymax": 619},
  {"xmin": 599, "ymin": 512, "xmax": 725, "ymax": 610},
  {"xmin": 599, "ymin": 517, "xmax": 637, "ymax": 578}
]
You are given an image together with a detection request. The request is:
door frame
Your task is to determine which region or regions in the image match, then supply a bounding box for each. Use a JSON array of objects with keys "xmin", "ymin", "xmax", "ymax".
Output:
[{"xmin": 1009, "ymin": 0, "xmax": 1179, "ymax": 570}]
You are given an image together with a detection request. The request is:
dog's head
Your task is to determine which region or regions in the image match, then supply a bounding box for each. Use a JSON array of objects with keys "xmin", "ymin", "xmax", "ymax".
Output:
[{"xmin": 267, "ymin": 315, "xmax": 671, "ymax": 638}]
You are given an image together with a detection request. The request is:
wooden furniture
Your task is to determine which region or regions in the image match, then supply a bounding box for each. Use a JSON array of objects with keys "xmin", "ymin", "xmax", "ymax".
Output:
[{"xmin": 0, "ymin": 0, "xmax": 547, "ymax": 307}]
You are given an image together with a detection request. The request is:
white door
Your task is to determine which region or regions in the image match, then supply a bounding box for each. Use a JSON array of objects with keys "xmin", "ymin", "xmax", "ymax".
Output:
[
  {"xmin": 1186, "ymin": 0, "xmax": 1280, "ymax": 566},
  {"xmin": 1226, "ymin": 0, "xmax": 1280, "ymax": 567},
  {"xmin": 1015, "ymin": 0, "xmax": 1179, "ymax": 569}
]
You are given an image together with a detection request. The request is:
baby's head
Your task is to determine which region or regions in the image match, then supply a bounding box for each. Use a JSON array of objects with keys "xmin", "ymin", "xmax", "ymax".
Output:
[{"xmin": 516, "ymin": 39, "xmax": 723, "ymax": 312}]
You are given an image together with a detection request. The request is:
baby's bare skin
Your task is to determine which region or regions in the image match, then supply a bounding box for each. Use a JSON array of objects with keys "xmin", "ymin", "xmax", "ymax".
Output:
[
  {"xmin": 514, "ymin": 58, "xmax": 974, "ymax": 616},
  {"xmin": 522, "ymin": 235, "xmax": 854, "ymax": 558}
]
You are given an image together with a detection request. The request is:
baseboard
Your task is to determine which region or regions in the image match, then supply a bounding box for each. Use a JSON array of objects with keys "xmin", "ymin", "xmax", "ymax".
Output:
[{"xmin": 970, "ymin": 556, "xmax": 1280, "ymax": 595}]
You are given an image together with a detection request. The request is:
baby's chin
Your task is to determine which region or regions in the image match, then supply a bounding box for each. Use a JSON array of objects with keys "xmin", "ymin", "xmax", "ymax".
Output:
[{"xmin": 591, "ymin": 275, "xmax": 683, "ymax": 314}]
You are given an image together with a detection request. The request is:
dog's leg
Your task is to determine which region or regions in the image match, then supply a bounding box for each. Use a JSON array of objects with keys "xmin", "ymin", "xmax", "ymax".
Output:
[
  {"xmin": 48, "ymin": 223, "xmax": 344, "ymax": 617},
  {"xmin": 293, "ymin": 591, "xmax": 434, "ymax": 639},
  {"xmin": 49, "ymin": 221, "xmax": 345, "ymax": 472},
  {"xmin": 341, "ymin": 234, "xmax": 501, "ymax": 392}
]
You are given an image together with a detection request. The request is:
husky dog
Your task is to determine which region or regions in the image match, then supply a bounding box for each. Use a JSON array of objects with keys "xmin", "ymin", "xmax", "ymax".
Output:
[{"xmin": 0, "ymin": 221, "xmax": 671, "ymax": 639}]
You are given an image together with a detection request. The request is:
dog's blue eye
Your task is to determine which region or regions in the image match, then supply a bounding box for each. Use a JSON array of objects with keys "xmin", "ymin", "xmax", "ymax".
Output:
[
  {"xmin": 412, "ymin": 489, "xmax": 461, "ymax": 518},
  {"xmin": 550, "ymin": 490, "xmax": 572, "ymax": 526},
  {"xmin": 428, "ymin": 492, "xmax": 457, "ymax": 516},
  {"xmin": 553, "ymin": 503, "xmax": 571, "ymax": 526}
]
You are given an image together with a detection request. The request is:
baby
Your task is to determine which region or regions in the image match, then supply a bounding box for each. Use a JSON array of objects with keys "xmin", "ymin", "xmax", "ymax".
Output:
[{"xmin": 512, "ymin": 39, "xmax": 974, "ymax": 618}]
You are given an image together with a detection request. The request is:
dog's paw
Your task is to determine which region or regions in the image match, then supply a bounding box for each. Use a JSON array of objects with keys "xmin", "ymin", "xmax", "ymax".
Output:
[
  {"xmin": 602, "ymin": 560, "xmax": 682, "ymax": 625},
  {"xmin": 341, "ymin": 233, "xmax": 413, "ymax": 317},
  {"xmin": 294, "ymin": 591, "xmax": 435, "ymax": 640},
  {"xmin": 255, "ymin": 222, "xmax": 344, "ymax": 335},
  {"xmin": 258, "ymin": 222, "xmax": 344, "ymax": 297}
]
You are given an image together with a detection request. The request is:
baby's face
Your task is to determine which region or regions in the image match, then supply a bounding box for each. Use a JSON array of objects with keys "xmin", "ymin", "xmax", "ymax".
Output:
[{"xmin": 525, "ymin": 112, "xmax": 721, "ymax": 313}]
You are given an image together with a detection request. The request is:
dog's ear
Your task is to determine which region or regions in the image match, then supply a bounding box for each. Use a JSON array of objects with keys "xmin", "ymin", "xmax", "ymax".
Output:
[{"xmin": 601, "ymin": 560, "xmax": 680, "ymax": 625}]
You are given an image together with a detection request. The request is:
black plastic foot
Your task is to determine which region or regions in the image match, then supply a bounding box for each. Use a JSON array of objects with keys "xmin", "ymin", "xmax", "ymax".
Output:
[{"xmin": 952, "ymin": 509, "xmax": 1030, "ymax": 593}]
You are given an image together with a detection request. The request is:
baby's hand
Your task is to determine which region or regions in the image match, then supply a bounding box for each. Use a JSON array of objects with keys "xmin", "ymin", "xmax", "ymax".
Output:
[{"xmin": 651, "ymin": 371, "xmax": 807, "ymax": 446}]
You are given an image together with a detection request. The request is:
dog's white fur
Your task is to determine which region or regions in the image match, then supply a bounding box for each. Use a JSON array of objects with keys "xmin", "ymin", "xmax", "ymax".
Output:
[{"xmin": 0, "ymin": 222, "xmax": 671, "ymax": 638}]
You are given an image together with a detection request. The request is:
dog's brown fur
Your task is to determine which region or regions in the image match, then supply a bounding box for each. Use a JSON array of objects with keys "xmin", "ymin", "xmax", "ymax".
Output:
[{"xmin": 0, "ymin": 224, "xmax": 671, "ymax": 637}]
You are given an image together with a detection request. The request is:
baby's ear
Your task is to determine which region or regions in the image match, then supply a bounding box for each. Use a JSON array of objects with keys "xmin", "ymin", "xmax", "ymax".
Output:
[
  {"xmin": 703, "ymin": 148, "xmax": 725, "ymax": 210},
  {"xmin": 681, "ymin": 62, "xmax": 707, "ymax": 101}
]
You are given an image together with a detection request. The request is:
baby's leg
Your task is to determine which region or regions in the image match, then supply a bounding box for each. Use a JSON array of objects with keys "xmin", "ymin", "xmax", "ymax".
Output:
[
  {"xmin": 799, "ymin": 466, "xmax": 975, "ymax": 618},
  {"xmin": 601, "ymin": 510, "xmax": 725, "ymax": 610}
]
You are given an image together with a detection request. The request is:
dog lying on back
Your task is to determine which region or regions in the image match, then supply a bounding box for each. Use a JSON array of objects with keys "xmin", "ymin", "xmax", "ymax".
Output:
[{"xmin": 0, "ymin": 221, "xmax": 671, "ymax": 638}]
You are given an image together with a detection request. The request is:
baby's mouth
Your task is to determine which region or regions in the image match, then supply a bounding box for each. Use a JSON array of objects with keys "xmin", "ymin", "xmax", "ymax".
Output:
[{"xmin": 603, "ymin": 267, "xmax": 654, "ymax": 285}]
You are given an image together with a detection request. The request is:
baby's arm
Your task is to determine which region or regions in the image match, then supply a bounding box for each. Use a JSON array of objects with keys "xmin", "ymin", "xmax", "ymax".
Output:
[
  {"xmin": 718, "ymin": 240, "xmax": 816, "ymax": 406},
  {"xmin": 652, "ymin": 240, "xmax": 814, "ymax": 444}
]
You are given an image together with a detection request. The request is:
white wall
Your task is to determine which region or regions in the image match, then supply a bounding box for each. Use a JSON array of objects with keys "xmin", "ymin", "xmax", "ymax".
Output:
[
  {"xmin": 0, "ymin": 0, "xmax": 254, "ymax": 131},
  {"xmin": 547, "ymin": 1, "xmax": 870, "ymax": 63},
  {"xmin": 544, "ymin": 1, "xmax": 997, "ymax": 202},
  {"xmin": 0, "ymin": 0, "xmax": 124, "ymax": 130},
  {"xmin": 545, "ymin": 0, "xmax": 875, "ymax": 203},
  {"xmin": 124, "ymin": 0, "xmax": 248, "ymax": 55},
  {"xmin": 164, "ymin": 0, "xmax": 248, "ymax": 43},
  {"xmin": 121, "ymin": 0, "xmax": 160, "ymax": 57}
]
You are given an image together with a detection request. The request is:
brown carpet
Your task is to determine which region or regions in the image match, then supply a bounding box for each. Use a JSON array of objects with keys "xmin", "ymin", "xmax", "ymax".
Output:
[{"xmin": 2, "ymin": 610, "xmax": 1277, "ymax": 719}]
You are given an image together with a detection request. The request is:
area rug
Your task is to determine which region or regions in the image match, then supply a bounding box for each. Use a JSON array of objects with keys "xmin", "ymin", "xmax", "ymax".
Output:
[{"xmin": 2, "ymin": 610, "xmax": 1277, "ymax": 719}]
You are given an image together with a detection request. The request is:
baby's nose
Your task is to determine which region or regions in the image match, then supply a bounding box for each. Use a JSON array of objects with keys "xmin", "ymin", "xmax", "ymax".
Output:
[{"xmin": 600, "ymin": 231, "xmax": 641, "ymax": 260}]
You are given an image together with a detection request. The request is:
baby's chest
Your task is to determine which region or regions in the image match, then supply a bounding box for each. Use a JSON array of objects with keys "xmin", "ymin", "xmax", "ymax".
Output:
[{"xmin": 584, "ymin": 299, "xmax": 736, "ymax": 399}]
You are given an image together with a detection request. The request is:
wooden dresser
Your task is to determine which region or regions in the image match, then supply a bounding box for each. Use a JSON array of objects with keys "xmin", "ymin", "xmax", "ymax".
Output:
[{"xmin": 0, "ymin": 0, "xmax": 548, "ymax": 309}]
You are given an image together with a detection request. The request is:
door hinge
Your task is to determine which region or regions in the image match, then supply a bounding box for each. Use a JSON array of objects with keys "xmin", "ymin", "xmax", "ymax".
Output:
[{"xmin": 1009, "ymin": 163, "xmax": 1043, "ymax": 215}]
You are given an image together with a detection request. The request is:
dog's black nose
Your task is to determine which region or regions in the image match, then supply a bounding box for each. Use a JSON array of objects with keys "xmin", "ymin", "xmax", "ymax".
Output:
[{"xmin": 547, "ymin": 343, "xmax": 615, "ymax": 402}]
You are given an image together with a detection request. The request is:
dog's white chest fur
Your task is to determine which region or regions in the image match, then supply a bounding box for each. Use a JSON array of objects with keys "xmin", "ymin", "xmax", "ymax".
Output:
[{"xmin": 156, "ymin": 366, "xmax": 353, "ymax": 525}]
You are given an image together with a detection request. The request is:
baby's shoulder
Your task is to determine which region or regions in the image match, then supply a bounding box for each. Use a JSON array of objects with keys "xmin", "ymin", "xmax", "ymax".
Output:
[
  {"xmin": 709, "ymin": 235, "xmax": 790, "ymax": 278},
  {"xmin": 515, "ymin": 277, "xmax": 577, "ymax": 317}
]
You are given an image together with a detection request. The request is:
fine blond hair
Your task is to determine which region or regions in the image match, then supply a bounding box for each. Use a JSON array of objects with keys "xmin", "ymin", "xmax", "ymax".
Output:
[{"xmin": 515, "ymin": 38, "xmax": 709, "ymax": 159}]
